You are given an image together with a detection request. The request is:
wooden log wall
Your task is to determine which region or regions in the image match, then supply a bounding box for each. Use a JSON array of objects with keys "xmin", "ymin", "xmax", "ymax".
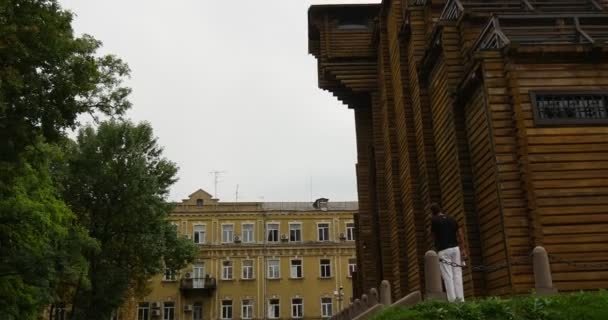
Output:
[
  {"xmin": 404, "ymin": 6, "xmax": 443, "ymax": 278},
  {"xmin": 462, "ymin": 80, "xmax": 512, "ymax": 295},
  {"xmin": 354, "ymin": 106, "xmax": 384, "ymax": 294},
  {"xmin": 308, "ymin": 1, "xmax": 608, "ymax": 298},
  {"xmin": 369, "ymin": 90, "xmax": 397, "ymax": 293},
  {"xmin": 426, "ymin": 23, "xmax": 483, "ymax": 296},
  {"xmin": 377, "ymin": 17, "xmax": 408, "ymax": 298},
  {"xmin": 477, "ymin": 53, "xmax": 535, "ymax": 295},
  {"xmin": 506, "ymin": 59, "xmax": 608, "ymax": 291},
  {"xmin": 386, "ymin": 0, "xmax": 427, "ymax": 295}
]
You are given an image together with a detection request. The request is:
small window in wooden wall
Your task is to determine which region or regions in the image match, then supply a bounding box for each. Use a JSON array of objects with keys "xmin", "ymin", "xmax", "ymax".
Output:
[
  {"xmin": 336, "ymin": 17, "xmax": 370, "ymax": 30},
  {"xmin": 531, "ymin": 92, "xmax": 608, "ymax": 126}
]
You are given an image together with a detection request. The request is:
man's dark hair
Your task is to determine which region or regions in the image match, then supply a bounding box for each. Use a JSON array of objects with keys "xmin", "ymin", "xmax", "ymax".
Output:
[{"xmin": 430, "ymin": 203, "xmax": 442, "ymax": 216}]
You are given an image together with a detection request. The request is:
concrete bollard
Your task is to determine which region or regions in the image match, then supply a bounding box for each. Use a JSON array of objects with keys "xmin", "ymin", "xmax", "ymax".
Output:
[
  {"xmin": 361, "ymin": 294, "xmax": 369, "ymax": 310},
  {"xmin": 353, "ymin": 299, "xmax": 362, "ymax": 317},
  {"xmin": 425, "ymin": 250, "xmax": 447, "ymax": 300},
  {"xmin": 380, "ymin": 280, "xmax": 392, "ymax": 305},
  {"xmin": 369, "ymin": 288, "xmax": 379, "ymax": 306},
  {"xmin": 533, "ymin": 246, "xmax": 558, "ymax": 295}
]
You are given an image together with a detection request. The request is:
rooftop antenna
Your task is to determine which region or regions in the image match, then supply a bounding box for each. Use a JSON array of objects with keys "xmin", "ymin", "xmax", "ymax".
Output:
[
  {"xmin": 209, "ymin": 170, "xmax": 225, "ymax": 199},
  {"xmin": 235, "ymin": 184, "xmax": 239, "ymax": 202}
]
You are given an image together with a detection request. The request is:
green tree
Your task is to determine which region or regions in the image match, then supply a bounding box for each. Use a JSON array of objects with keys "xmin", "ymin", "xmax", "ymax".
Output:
[
  {"xmin": 0, "ymin": 1, "xmax": 131, "ymax": 317},
  {"xmin": 62, "ymin": 121, "xmax": 196, "ymax": 320},
  {"xmin": 0, "ymin": 0, "xmax": 131, "ymax": 162},
  {"xmin": 0, "ymin": 142, "xmax": 97, "ymax": 319}
]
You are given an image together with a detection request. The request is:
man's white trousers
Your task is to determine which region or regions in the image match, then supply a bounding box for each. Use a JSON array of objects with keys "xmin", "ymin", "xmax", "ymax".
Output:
[{"xmin": 438, "ymin": 246, "xmax": 464, "ymax": 302}]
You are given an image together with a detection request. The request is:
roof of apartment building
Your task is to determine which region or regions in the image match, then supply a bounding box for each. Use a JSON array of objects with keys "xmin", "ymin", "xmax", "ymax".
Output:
[{"xmin": 173, "ymin": 189, "xmax": 358, "ymax": 213}]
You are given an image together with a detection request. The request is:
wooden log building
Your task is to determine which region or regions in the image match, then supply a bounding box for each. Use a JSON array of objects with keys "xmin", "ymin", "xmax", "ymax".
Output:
[{"xmin": 307, "ymin": 0, "xmax": 608, "ymax": 299}]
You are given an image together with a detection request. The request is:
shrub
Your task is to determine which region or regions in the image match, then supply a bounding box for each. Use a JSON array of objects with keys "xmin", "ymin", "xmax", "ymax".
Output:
[{"xmin": 370, "ymin": 291, "xmax": 608, "ymax": 320}]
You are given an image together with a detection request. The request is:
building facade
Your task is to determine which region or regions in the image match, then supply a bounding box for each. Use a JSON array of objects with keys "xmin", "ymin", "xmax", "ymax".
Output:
[
  {"xmin": 134, "ymin": 190, "xmax": 357, "ymax": 320},
  {"xmin": 308, "ymin": 0, "xmax": 608, "ymax": 300}
]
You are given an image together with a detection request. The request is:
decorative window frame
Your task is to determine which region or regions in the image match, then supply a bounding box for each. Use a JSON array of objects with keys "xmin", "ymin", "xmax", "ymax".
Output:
[
  {"xmin": 530, "ymin": 91, "xmax": 608, "ymax": 126},
  {"xmin": 316, "ymin": 222, "xmax": 331, "ymax": 242},
  {"xmin": 221, "ymin": 223, "xmax": 235, "ymax": 244},
  {"xmin": 241, "ymin": 299, "xmax": 254, "ymax": 319},
  {"xmin": 288, "ymin": 222, "xmax": 303, "ymax": 243},
  {"xmin": 291, "ymin": 297, "xmax": 304, "ymax": 319},
  {"xmin": 193, "ymin": 223, "xmax": 207, "ymax": 244},
  {"xmin": 266, "ymin": 222, "xmax": 280, "ymax": 243},
  {"xmin": 345, "ymin": 221, "xmax": 355, "ymax": 241},
  {"xmin": 289, "ymin": 257, "xmax": 304, "ymax": 279},
  {"xmin": 241, "ymin": 222, "xmax": 255, "ymax": 243},
  {"xmin": 319, "ymin": 258, "xmax": 332, "ymax": 279},
  {"xmin": 241, "ymin": 259, "xmax": 255, "ymax": 280},
  {"xmin": 221, "ymin": 260, "xmax": 234, "ymax": 280}
]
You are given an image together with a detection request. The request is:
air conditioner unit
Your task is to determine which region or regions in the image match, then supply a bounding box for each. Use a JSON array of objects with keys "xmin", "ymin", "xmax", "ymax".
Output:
[
  {"xmin": 339, "ymin": 233, "xmax": 346, "ymax": 240},
  {"xmin": 280, "ymin": 234, "xmax": 288, "ymax": 241},
  {"xmin": 151, "ymin": 302, "xmax": 161, "ymax": 309},
  {"xmin": 234, "ymin": 235, "xmax": 241, "ymax": 243},
  {"xmin": 184, "ymin": 304, "xmax": 193, "ymax": 312},
  {"xmin": 184, "ymin": 272, "xmax": 192, "ymax": 279},
  {"xmin": 151, "ymin": 309, "xmax": 161, "ymax": 317}
]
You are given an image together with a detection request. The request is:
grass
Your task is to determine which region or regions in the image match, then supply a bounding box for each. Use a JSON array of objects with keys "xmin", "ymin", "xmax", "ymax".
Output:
[{"xmin": 369, "ymin": 291, "xmax": 608, "ymax": 320}]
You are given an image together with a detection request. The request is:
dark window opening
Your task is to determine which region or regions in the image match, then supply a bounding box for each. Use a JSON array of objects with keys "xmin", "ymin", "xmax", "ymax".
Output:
[
  {"xmin": 196, "ymin": 199, "xmax": 204, "ymax": 207},
  {"xmin": 336, "ymin": 17, "xmax": 370, "ymax": 30},
  {"xmin": 531, "ymin": 92, "xmax": 608, "ymax": 125}
]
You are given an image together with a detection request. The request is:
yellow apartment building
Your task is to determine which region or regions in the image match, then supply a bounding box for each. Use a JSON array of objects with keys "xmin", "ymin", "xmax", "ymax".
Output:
[{"xmin": 135, "ymin": 189, "xmax": 357, "ymax": 320}]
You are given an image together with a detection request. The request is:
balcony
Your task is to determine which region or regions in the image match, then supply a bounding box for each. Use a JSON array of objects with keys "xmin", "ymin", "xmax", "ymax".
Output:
[{"xmin": 179, "ymin": 276, "xmax": 216, "ymax": 296}]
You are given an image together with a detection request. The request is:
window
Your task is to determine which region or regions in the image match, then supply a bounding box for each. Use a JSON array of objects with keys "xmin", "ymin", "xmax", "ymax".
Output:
[
  {"xmin": 531, "ymin": 92, "xmax": 608, "ymax": 125},
  {"xmin": 267, "ymin": 223, "xmax": 279, "ymax": 242},
  {"xmin": 193, "ymin": 263, "xmax": 205, "ymax": 288},
  {"xmin": 336, "ymin": 17, "xmax": 370, "ymax": 30},
  {"xmin": 346, "ymin": 223, "xmax": 355, "ymax": 241},
  {"xmin": 163, "ymin": 268, "xmax": 176, "ymax": 281},
  {"xmin": 267, "ymin": 259, "xmax": 280, "ymax": 279},
  {"xmin": 348, "ymin": 258, "xmax": 357, "ymax": 277},
  {"xmin": 241, "ymin": 299, "xmax": 254, "ymax": 319},
  {"xmin": 193, "ymin": 224, "xmax": 206, "ymax": 244},
  {"xmin": 242, "ymin": 259, "xmax": 254, "ymax": 279},
  {"xmin": 291, "ymin": 298, "xmax": 303, "ymax": 319},
  {"xmin": 242, "ymin": 223, "xmax": 255, "ymax": 243},
  {"xmin": 137, "ymin": 302, "xmax": 150, "ymax": 320},
  {"xmin": 193, "ymin": 302, "xmax": 203, "ymax": 320},
  {"xmin": 317, "ymin": 223, "xmax": 330, "ymax": 242},
  {"xmin": 196, "ymin": 199, "xmax": 204, "ymax": 207},
  {"xmin": 290, "ymin": 259, "xmax": 303, "ymax": 279},
  {"xmin": 268, "ymin": 299, "xmax": 280, "ymax": 319},
  {"xmin": 289, "ymin": 223, "xmax": 302, "ymax": 242},
  {"xmin": 222, "ymin": 224, "xmax": 234, "ymax": 243},
  {"xmin": 320, "ymin": 259, "xmax": 332, "ymax": 278},
  {"xmin": 222, "ymin": 260, "xmax": 233, "ymax": 280},
  {"xmin": 221, "ymin": 300, "xmax": 233, "ymax": 320},
  {"xmin": 321, "ymin": 298, "xmax": 333, "ymax": 318},
  {"xmin": 163, "ymin": 302, "xmax": 175, "ymax": 320}
]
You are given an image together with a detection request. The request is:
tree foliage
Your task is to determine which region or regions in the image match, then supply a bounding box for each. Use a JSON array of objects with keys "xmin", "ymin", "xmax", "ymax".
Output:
[
  {"xmin": 1, "ymin": 1, "xmax": 195, "ymax": 318},
  {"xmin": 370, "ymin": 291, "xmax": 608, "ymax": 320},
  {"xmin": 62, "ymin": 121, "xmax": 197, "ymax": 319},
  {"xmin": 0, "ymin": 0, "xmax": 131, "ymax": 162},
  {"xmin": 0, "ymin": 142, "xmax": 97, "ymax": 320}
]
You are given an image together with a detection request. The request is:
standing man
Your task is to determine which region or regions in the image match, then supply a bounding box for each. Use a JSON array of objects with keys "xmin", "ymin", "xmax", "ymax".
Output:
[{"xmin": 430, "ymin": 203, "xmax": 468, "ymax": 302}]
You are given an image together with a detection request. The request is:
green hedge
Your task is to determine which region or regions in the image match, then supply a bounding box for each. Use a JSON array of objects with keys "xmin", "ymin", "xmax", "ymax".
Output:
[{"xmin": 370, "ymin": 291, "xmax": 608, "ymax": 320}]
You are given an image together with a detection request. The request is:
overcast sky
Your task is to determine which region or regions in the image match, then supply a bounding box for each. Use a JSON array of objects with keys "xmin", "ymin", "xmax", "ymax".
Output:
[{"xmin": 57, "ymin": 0, "xmax": 380, "ymax": 202}]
